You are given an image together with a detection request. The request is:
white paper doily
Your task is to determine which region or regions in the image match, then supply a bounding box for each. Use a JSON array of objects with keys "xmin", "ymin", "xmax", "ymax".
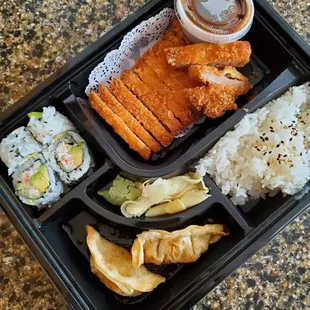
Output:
[{"xmin": 85, "ymin": 8, "xmax": 176, "ymax": 95}]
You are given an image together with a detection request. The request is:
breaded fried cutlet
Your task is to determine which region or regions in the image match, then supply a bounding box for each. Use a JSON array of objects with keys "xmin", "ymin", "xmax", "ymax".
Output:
[
  {"xmin": 143, "ymin": 50, "xmax": 184, "ymax": 92},
  {"xmin": 109, "ymin": 78, "xmax": 174, "ymax": 147},
  {"xmin": 166, "ymin": 41, "xmax": 252, "ymax": 68},
  {"xmin": 98, "ymin": 84, "xmax": 161, "ymax": 153},
  {"xmin": 133, "ymin": 59, "xmax": 195, "ymax": 125},
  {"xmin": 188, "ymin": 65, "xmax": 252, "ymax": 95},
  {"xmin": 121, "ymin": 70, "xmax": 183, "ymax": 133},
  {"xmin": 152, "ymin": 20, "xmax": 188, "ymax": 54},
  {"xmin": 142, "ymin": 50, "xmax": 201, "ymax": 120},
  {"xmin": 144, "ymin": 21, "xmax": 201, "ymax": 89},
  {"xmin": 169, "ymin": 20, "xmax": 192, "ymax": 45},
  {"xmin": 184, "ymin": 85, "xmax": 238, "ymax": 119},
  {"xmin": 89, "ymin": 92, "xmax": 151, "ymax": 159}
]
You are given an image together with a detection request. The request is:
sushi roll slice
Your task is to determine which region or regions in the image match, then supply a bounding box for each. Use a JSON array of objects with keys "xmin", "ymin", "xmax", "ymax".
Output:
[
  {"xmin": 0, "ymin": 127, "xmax": 42, "ymax": 175},
  {"xmin": 43, "ymin": 131, "xmax": 92, "ymax": 184},
  {"xmin": 12, "ymin": 154, "xmax": 63, "ymax": 207},
  {"xmin": 27, "ymin": 107, "xmax": 76, "ymax": 144}
]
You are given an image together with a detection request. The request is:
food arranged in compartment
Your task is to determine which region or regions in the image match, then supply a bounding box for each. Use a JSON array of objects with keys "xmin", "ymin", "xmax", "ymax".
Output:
[
  {"xmin": 0, "ymin": 106, "xmax": 93, "ymax": 207},
  {"xmin": 43, "ymin": 131, "xmax": 92, "ymax": 185},
  {"xmin": 86, "ymin": 225, "xmax": 166, "ymax": 297},
  {"xmin": 12, "ymin": 154, "xmax": 63, "ymax": 208},
  {"xmin": 98, "ymin": 175, "xmax": 142, "ymax": 206},
  {"xmin": 131, "ymin": 224, "xmax": 229, "ymax": 268},
  {"xmin": 186, "ymin": 65, "xmax": 252, "ymax": 118},
  {"xmin": 196, "ymin": 83, "xmax": 310, "ymax": 205},
  {"xmin": 88, "ymin": 20, "xmax": 253, "ymax": 160},
  {"xmin": 166, "ymin": 41, "xmax": 252, "ymax": 68},
  {"xmin": 97, "ymin": 172, "xmax": 210, "ymax": 218},
  {"xmin": 28, "ymin": 107, "xmax": 76, "ymax": 144},
  {"xmin": 0, "ymin": 126, "xmax": 42, "ymax": 175},
  {"xmin": 85, "ymin": 222, "xmax": 228, "ymax": 297}
]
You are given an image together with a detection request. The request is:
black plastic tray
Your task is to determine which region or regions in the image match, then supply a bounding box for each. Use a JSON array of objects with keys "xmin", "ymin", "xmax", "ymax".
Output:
[{"xmin": 0, "ymin": 0, "xmax": 310, "ymax": 310}]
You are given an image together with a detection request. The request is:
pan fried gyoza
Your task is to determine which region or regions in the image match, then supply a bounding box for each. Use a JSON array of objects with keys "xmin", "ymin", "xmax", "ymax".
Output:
[
  {"xmin": 131, "ymin": 224, "xmax": 229, "ymax": 268},
  {"xmin": 86, "ymin": 226, "xmax": 165, "ymax": 296}
]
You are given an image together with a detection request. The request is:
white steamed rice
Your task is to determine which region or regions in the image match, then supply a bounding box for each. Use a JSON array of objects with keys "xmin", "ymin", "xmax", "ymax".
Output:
[{"xmin": 195, "ymin": 83, "xmax": 310, "ymax": 205}]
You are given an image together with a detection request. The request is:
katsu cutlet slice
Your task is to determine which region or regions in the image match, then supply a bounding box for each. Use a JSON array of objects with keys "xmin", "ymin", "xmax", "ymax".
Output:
[
  {"xmin": 143, "ymin": 50, "xmax": 184, "ymax": 92},
  {"xmin": 146, "ymin": 37, "xmax": 200, "ymax": 89},
  {"xmin": 121, "ymin": 70, "xmax": 182, "ymax": 133},
  {"xmin": 98, "ymin": 84, "xmax": 161, "ymax": 153},
  {"xmin": 169, "ymin": 19, "xmax": 192, "ymax": 45},
  {"xmin": 109, "ymin": 78, "xmax": 174, "ymax": 147},
  {"xmin": 142, "ymin": 51, "xmax": 201, "ymax": 120},
  {"xmin": 151, "ymin": 20, "xmax": 186, "ymax": 54},
  {"xmin": 188, "ymin": 65, "xmax": 252, "ymax": 95},
  {"xmin": 184, "ymin": 85, "xmax": 238, "ymax": 119},
  {"xmin": 89, "ymin": 91, "xmax": 151, "ymax": 160},
  {"xmin": 133, "ymin": 59, "xmax": 195, "ymax": 126},
  {"xmin": 166, "ymin": 41, "xmax": 252, "ymax": 68}
]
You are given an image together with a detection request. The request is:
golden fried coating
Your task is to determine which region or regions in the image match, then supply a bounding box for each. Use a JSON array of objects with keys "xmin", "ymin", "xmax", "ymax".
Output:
[
  {"xmin": 89, "ymin": 91, "xmax": 151, "ymax": 159},
  {"xmin": 184, "ymin": 85, "xmax": 238, "ymax": 118},
  {"xmin": 142, "ymin": 51, "xmax": 201, "ymax": 120},
  {"xmin": 98, "ymin": 84, "xmax": 161, "ymax": 153},
  {"xmin": 188, "ymin": 65, "xmax": 252, "ymax": 95},
  {"xmin": 121, "ymin": 70, "xmax": 182, "ymax": 133},
  {"xmin": 169, "ymin": 20, "xmax": 192, "ymax": 45},
  {"xmin": 133, "ymin": 59, "xmax": 195, "ymax": 125},
  {"xmin": 109, "ymin": 78, "xmax": 174, "ymax": 147},
  {"xmin": 152, "ymin": 20, "xmax": 187, "ymax": 54},
  {"xmin": 166, "ymin": 41, "xmax": 252, "ymax": 68},
  {"xmin": 141, "ymin": 20, "xmax": 201, "ymax": 89}
]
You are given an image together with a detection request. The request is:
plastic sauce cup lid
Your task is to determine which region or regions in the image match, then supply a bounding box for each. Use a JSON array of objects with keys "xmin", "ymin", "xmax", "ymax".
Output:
[{"xmin": 175, "ymin": 0, "xmax": 254, "ymax": 43}]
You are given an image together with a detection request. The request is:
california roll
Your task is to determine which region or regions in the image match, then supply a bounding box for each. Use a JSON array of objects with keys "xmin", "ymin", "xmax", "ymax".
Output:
[
  {"xmin": 27, "ymin": 107, "xmax": 76, "ymax": 144},
  {"xmin": 43, "ymin": 131, "xmax": 92, "ymax": 184},
  {"xmin": 12, "ymin": 154, "xmax": 63, "ymax": 207},
  {"xmin": 0, "ymin": 127, "xmax": 42, "ymax": 175}
]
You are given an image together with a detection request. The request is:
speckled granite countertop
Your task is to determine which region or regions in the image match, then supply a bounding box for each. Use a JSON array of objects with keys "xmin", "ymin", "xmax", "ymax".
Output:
[{"xmin": 0, "ymin": 1, "xmax": 309, "ymax": 309}]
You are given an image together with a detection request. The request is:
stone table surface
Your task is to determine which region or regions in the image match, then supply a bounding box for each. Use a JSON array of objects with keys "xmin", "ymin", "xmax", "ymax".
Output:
[{"xmin": 0, "ymin": 0, "xmax": 309, "ymax": 309}]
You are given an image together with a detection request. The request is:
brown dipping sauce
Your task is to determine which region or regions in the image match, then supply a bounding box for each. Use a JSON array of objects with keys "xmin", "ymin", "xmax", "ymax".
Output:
[{"xmin": 182, "ymin": 0, "xmax": 253, "ymax": 35}]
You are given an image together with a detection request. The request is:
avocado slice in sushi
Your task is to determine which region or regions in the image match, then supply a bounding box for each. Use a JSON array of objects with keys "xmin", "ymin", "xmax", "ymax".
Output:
[
  {"xmin": 70, "ymin": 145, "xmax": 83, "ymax": 167},
  {"xmin": 39, "ymin": 164, "xmax": 49, "ymax": 180},
  {"xmin": 27, "ymin": 112, "xmax": 43, "ymax": 119},
  {"xmin": 29, "ymin": 165, "xmax": 50, "ymax": 192},
  {"xmin": 54, "ymin": 131, "xmax": 68, "ymax": 141},
  {"xmin": 16, "ymin": 183, "xmax": 26, "ymax": 191}
]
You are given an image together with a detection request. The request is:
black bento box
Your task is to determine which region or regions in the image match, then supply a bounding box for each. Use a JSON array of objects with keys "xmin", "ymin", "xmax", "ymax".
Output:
[{"xmin": 1, "ymin": 0, "xmax": 310, "ymax": 309}]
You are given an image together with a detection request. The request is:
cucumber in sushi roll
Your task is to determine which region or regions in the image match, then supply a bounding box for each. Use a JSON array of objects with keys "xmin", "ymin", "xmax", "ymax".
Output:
[
  {"xmin": 43, "ymin": 131, "xmax": 92, "ymax": 184},
  {"xmin": 27, "ymin": 106, "xmax": 76, "ymax": 144},
  {"xmin": 12, "ymin": 154, "xmax": 63, "ymax": 207},
  {"xmin": 0, "ymin": 127, "xmax": 42, "ymax": 175}
]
